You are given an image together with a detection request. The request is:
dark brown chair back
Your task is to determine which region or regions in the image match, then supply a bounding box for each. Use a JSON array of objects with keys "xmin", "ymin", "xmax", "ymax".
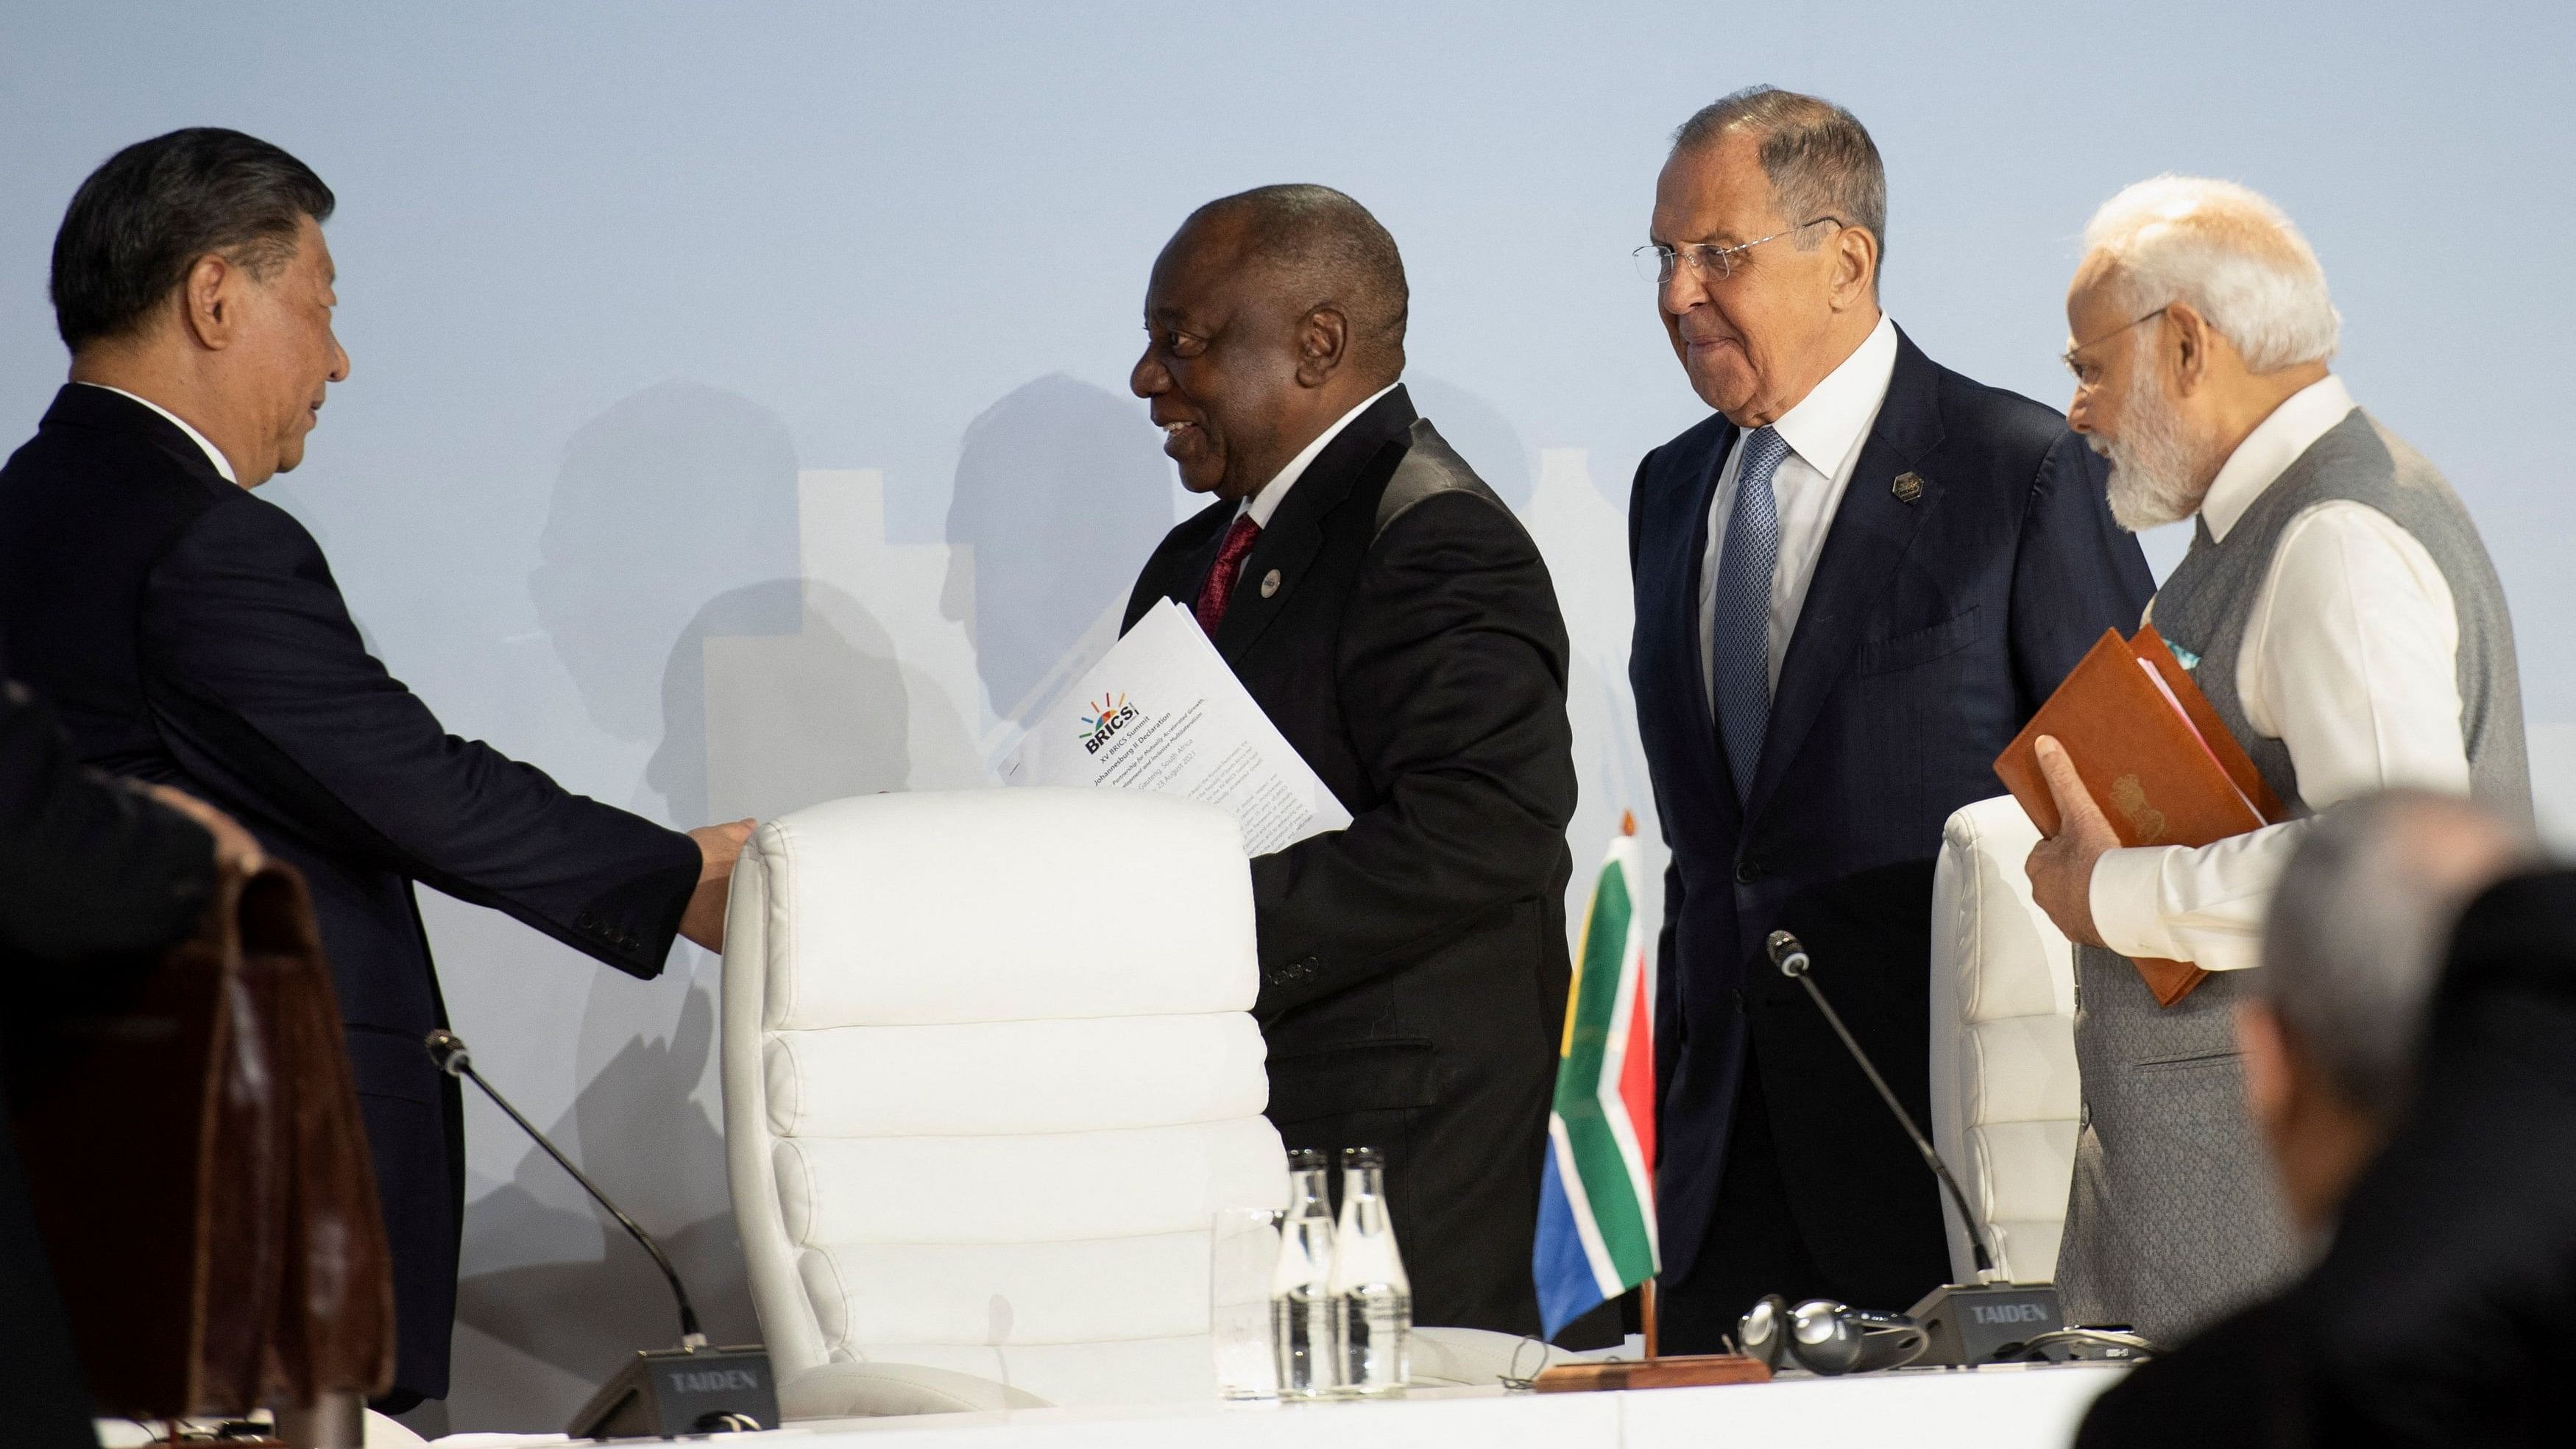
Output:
[{"xmin": 5, "ymin": 862, "xmax": 394, "ymax": 1418}]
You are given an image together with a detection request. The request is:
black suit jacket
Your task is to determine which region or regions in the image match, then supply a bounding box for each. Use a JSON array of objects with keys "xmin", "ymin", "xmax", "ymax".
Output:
[
  {"xmin": 1, "ymin": 654, "xmax": 217, "ymax": 1449},
  {"xmin": 1629, "ymin": 328, "xmax": 2152, "ymax": 1300},
  {"xmin": 0, "ymin": 384, "xmax": 701, "ymax": 1405},
  {"xmin": 1122, "ymin": 386, "xmax": 1577, "ymax": 1330}
]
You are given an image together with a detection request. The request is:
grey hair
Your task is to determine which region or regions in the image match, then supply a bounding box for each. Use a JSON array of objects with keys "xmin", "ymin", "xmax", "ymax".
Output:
[
  {"xmin": 1671, "ymin": 85, "xmax": 1887, "ymax": 273},
  {"xmin": 2081, "ymin": 176, "xmax": 2340, "ymax": 372},
  {"xmin": 2260, "ymin": 790, "xmax": 2530, "ymax": 1120}
]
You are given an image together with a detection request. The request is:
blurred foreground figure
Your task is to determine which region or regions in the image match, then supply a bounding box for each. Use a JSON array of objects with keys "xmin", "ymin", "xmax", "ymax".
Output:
[
  {"xmin": 2080, "ymin": 790, "xmax": 2555, "ymax": 1445},
  {"xmin": 1, "ymin": 639, "xmax": 244, "ymax": 1448},
  {"xmin": 1124, "ymin": 184, "xmax": 1577, "ymax": 1334},
  {"xmin": 0, "ymin": 127, "xmax": 751, "ymax": 1410},
  {"xmin": 2030, "ymin": 177, "xmax": 2531, "ymax": 1342}
]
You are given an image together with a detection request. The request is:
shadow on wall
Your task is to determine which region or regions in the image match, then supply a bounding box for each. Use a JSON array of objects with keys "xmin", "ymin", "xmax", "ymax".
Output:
[
  {"xmin": 447, "ymin": 984, "xmax": 757, "ymax": 1433},
  {"xmin": 940, "ymin": 374, "xmax": 1175, "ymax": 723},
  {"xmin": 529, "ymin": 378, "xmax": 804, "ymax": 781},
  {"xmin": 1407, "ymin": 377, "xmax": 1534, "ymax": 514}
]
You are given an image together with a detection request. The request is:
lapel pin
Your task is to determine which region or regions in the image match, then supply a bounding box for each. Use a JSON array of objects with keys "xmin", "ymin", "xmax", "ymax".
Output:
[
  {"xmin": 1260, "ymin": 568, "xmax": 1281, "ymax": 598},
  {"xmin": 1892, "ymin": 471, "xmax": 1925, "ymax": 504}
]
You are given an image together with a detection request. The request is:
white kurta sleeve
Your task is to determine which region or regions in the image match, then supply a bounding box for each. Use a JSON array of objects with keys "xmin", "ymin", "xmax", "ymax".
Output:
[{"xmin": 2090, "ymin": 500, "xmax": 2466, "ymax": 971}]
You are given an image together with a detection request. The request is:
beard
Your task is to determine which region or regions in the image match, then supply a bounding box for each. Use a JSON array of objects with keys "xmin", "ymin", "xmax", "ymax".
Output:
[{"xmin": 2095, "ymin": 363, "xmax": 2220, "ymax": 532}]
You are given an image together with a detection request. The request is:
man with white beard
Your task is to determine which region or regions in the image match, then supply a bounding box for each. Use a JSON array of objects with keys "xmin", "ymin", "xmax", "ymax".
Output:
[{"xmin": 2023, "ymin": 176, "xmax": 2530, "ymax": 1343}]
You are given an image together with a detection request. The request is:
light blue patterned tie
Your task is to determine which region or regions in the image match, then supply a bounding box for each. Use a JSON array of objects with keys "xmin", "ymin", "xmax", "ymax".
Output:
[{"xmin": 1712, "ymin": 425, "xmax": 1789, "ymax": 801}]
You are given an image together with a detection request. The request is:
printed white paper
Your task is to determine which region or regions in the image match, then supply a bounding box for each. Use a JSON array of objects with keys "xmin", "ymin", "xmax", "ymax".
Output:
[{"xmin": 999, "ymin": 599, "xmax": 1352, "ymax": 854}]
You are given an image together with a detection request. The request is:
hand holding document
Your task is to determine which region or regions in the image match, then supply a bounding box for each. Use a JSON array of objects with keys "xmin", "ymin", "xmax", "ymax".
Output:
[
  {"xmin": 999, "ymin": 599, "xmax": 1351, "ymax": 856},
  {"xmin": 1994, "ymin": 626, "xmax": 2288, "ymax": 1005}
]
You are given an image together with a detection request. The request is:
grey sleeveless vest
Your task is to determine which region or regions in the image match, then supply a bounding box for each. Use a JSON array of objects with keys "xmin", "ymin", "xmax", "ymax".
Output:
[{"xmin": 2056, "ymin": 407, "xmax": 2529, "ymax": 1343}]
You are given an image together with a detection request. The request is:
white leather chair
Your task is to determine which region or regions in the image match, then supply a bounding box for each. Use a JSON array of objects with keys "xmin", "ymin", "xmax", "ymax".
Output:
[
  {"xmin": 1926, "ymin": 795, "xmax": 2081, "ymax": 1285},
  {"xmin": 723, "ymin": 788, "xmax": 1292, "ymax": 1417}
]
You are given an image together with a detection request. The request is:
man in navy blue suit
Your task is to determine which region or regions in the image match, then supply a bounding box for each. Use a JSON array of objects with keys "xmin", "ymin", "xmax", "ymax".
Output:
[
  {"xmin": 1627, "ymin": 88, "xmax": 2151, "ymax": 1347},
  {"xmin": 0, "ymin": 129, "xmax": 751, "ymax": 1411}
]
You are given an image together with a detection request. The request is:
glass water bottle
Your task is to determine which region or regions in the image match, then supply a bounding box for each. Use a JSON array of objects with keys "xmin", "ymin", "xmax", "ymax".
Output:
[
  {"xmin": 1328, "ymin": 1147, "xmax": 1411, "ymax": 1395},
  {"xmin": 1270, "ymin": 1148, "xmax": 1339, "ymax": 1398}
]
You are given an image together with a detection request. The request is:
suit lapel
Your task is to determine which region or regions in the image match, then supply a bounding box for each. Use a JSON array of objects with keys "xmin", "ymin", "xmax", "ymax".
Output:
[
  {"xmin": 1680, "ymin": 421, "xmax": 1739, "ymax": 777},
  {"xmin": 1745, "ymin": 331, "xmax": 1945, "ymax": 816},
  {"xmin": 1213, "ymin": 388, "xmax": 1416, "ymax": 665}
]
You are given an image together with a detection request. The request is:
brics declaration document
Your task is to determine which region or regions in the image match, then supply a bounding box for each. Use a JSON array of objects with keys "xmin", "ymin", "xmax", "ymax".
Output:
[{"xmin": 999, "ymin": 599, "xmax": 1352, "ymax": 854}]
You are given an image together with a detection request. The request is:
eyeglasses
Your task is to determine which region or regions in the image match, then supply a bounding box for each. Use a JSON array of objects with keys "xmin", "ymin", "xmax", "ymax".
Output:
[
  {"xmin": 1633, "ymin": 216, "xmax": 1843, "ymax": 284},
  {"xmin": 2060, "ymin": 306, "xmax": 2169, "ymax": 392}
]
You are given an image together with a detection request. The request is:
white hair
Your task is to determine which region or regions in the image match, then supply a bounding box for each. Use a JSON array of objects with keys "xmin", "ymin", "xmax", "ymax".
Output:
[{"xmin": 2081, "ymin": 176, "xmax": 2340, "ymax": 372}]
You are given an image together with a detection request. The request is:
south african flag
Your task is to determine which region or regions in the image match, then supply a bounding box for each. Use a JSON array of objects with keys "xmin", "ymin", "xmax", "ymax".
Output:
[{"xmin": 1532, "ymin": 822, "xmax": 1660, "ymax": 1339}]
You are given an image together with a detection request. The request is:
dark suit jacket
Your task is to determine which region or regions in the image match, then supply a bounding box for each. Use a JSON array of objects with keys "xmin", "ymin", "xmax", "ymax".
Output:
[
  {"xmin": 1630, "ymin": 328, "xmax": 2152, "ymax": 1300},
  {"xmin": 0, "ymin": 384, "xmax": 702, "ymax": 1405},
  {"xmin": 1, "ymin": 657, "xmax": 218, "ymax": 1449},
  {"xmin": 1122, "ymin": 386, "xmax": 1577, "ymax": 1331}
]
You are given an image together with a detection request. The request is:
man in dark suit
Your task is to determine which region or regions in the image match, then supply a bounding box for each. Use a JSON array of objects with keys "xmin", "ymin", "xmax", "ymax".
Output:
[
  {"xmin": 1627, "ymin": 88, "xmax": 2153, "ymax": 1347},
  {"xmin": 1122, "ymin": 185, "xmax": 1577, "ymax": 1335},
  {"xmin": 2, "ymin": 645, "xmax": 253, "ymax": 1448},
  {"xmin": 0, "ymin": 128, "xmax": 750, "ymax": 1410}
]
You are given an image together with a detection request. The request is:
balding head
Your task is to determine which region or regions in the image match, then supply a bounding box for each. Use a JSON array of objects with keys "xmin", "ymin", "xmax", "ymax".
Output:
[
  {"xmin": 1133, "ymin": 185, "xmax": 1409, "ymax": 503},
  {"xmin": 2244, "ymin": 790, "xmax": 2532, "ymax": 1234},
  {"xmin": 1181, "ymin": 184, "xmax": 1409, "ymax": 381}
]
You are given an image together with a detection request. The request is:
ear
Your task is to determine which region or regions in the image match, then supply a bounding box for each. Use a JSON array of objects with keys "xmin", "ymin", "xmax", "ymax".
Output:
[
  {"xmin": 2234, "ymin": 999, "xmax": 2296, "ymax": 1138},
  {"xmin": 1830, "ymin": 225, "xmax": 1880, "ymax": 311},
  {"xmin": 177, "ymin": 252, "xmax": 241, "ymax": 352},
  {"xmin": 1294, "ymin": 306, "xmax": 1349, "ymax": 389},
  {"xmin": 2164, "ymin": 300, "xmax": 2213, "ymax": 397}
]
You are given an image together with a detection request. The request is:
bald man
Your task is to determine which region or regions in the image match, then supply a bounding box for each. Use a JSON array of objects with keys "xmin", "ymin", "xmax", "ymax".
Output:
[{"xmin": 1124, "ymin": 185, "xmax": 1578, "ymax": 1336}]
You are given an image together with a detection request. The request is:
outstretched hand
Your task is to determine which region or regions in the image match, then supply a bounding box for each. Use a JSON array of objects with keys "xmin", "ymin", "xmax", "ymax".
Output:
[
  {"xmin": 2023, "ymin": 736, "xmax": 2115, "ymax": 949},
  {"xmin": 679, "ymin": 818, "xmax": 757, "ymax": 952}
]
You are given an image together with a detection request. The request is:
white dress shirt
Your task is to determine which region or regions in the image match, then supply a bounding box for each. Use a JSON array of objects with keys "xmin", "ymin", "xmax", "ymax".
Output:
[
  {"xmin": 1699, "ymin": 313, "xmax": 1898, "ymax": 712},
  {"xmin": 1239, "ymin": 380, "xmax": 1401, "ymax": 528},
  {"xmin": 77, "ymin": 381, "xmax": 237, "ymax": 483},
  {"xmin": 2090, "ymin": 375, "xmax": 2469, "ymax": 971}
]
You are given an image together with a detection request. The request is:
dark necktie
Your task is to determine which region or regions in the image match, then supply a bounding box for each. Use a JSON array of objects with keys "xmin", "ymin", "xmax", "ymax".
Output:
[
  {"xmin": 1711, "ymin": 425, "xmax": 1789, "ymax": 801},
  {"xmin": 1195, "ymin": 514, "xmax": 1262, "ymax": 637}
]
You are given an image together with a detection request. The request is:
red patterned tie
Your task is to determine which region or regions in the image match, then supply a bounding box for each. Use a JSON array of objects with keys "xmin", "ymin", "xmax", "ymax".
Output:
[{"xmin": 1194, "ymin": 514, "xmax": 1262, "ymax": 637}]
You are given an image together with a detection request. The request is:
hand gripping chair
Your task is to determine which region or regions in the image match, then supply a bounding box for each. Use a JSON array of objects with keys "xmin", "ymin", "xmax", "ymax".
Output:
[
  {"xmin": 1925, "ymin": 795, "xmax": 2082, "ymax": 1285},
  {"xmin": 723, "ymin": 788, "xmax": 1294, "ymax": 1418}
]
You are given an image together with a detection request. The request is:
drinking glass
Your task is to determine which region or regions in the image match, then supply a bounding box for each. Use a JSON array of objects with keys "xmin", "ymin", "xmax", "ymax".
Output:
[{"xmin": 1211, "ymin": 1206, "xmax": 1286, "ymax": 1399}]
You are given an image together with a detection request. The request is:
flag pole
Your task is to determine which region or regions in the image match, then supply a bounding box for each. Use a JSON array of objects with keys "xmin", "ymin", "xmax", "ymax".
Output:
[{"xmin": 1621, "ymin": 808, "xmax": 1657, "ymax": 1362}]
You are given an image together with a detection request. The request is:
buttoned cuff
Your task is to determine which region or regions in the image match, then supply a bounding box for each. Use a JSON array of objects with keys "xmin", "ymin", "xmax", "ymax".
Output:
[{"xmin": 2091, "ymin": 846, "xmax": 2186, "ymax": 962}]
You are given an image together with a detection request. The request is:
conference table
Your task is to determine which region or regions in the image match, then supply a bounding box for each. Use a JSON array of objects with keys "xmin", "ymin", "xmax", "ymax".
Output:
[{"xmin": 424, "ymin": 1361, "xmax": 2126, "ymax": 1448}]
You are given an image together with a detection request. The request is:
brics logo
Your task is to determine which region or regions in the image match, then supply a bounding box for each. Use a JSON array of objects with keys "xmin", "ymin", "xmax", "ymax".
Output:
[{"xmin": 1080, "ymin": 692, "xmax": 1140, "ymax": 755}]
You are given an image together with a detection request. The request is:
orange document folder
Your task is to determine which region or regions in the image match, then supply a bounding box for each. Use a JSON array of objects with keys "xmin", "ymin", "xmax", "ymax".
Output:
[{"xmin": 1993, "ymin": 627, "xmax": 2287, "ymax": 1006}]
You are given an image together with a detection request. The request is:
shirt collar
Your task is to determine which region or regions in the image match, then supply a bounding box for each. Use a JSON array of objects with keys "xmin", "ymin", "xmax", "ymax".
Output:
[
  {"xmin": 2200, "ymin": 374, "xmax": 2357, "ymax": 542},
  {"xmin": 1239, "ymin": 380, "xmax": 1402, "ymax": 528},
  {"xmin": 1763, "ymin": 312, "xmax": 1898, "ymax": 480},
  {"xmin": 76, "ymin": 382, "xmax": 238, "ymax": 484}
]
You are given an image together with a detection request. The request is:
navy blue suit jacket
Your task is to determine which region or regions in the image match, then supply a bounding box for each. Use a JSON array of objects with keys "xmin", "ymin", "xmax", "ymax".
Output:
[
  {"xmin": 0, "ymin": 384, "xmax": 701, "ymax": 1405},
  {"xmin": 1630, "ymin": 329, "xmax": 2151, "ymax": 1300}
]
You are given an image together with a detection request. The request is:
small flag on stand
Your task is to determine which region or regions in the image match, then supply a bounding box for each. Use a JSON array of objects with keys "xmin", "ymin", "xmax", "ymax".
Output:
[{"xmin": 1532, "ymin": 815, "xmax": 1660, "ymax": 1339}]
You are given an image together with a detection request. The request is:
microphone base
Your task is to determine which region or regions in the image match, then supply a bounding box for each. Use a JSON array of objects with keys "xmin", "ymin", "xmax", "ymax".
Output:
[
  {"xmin": 568, "ymin": 1343, "xmax": 779, "ymax": 1439},
  {"xmin": 1904, "ymin": 1282, "xmax": 2063, "ymax": 1367}
]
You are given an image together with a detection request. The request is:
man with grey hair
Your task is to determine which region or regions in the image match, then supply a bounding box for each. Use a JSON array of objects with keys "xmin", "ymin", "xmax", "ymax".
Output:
[
  {"xmin": 2026, "ymin": 176, "xmax": 2532, "ymax": 1341},
  {"xmin": 1627, "ymin": 87, "xmax": 2150, "ymax": 1347},
  {"xmin": 2073, "ymin": 791, "xmax": 2530, "ymax": 1446}
]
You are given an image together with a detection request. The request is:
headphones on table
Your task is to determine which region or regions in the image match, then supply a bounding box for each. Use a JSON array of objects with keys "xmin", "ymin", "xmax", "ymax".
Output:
[{"xmin": 1738, "ymin": 1294, "xmax": 1930, "ymax": 1375}]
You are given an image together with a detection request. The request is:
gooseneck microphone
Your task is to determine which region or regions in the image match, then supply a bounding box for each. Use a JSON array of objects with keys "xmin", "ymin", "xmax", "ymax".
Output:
[
  {"xmin": 1764, "ymin": 932, "xmax": 1995, "ymax": 1279},
  {"xmin": 428, "ymin": 1030, "xmax": 776, "ymax": 1436},
  {"xmin": 426, "ymin": 1028, "xmax": 704, "ymax": 1346}
]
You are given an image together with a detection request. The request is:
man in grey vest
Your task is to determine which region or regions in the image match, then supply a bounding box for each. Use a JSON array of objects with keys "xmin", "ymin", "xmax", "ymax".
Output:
[{"xmin": 2023, "ymin": 176, "xmax": 2530, "ymax": 1343}]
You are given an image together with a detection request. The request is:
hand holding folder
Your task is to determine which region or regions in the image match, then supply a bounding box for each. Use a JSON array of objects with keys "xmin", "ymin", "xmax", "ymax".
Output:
[{"xmin": 1993, "ymin": 627, "xmax": 2287, "ymax": 1006}]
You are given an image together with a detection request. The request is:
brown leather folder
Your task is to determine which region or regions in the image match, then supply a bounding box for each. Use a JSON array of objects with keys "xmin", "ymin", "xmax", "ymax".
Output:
[{"xmin": 1993, "ymin": 628, "xmax": 2287, "ymax": 1007}]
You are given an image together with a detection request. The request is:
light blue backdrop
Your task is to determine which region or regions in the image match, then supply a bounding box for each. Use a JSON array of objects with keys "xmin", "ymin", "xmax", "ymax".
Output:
[{"xmin": 4, "ymin": 3, "xmax": 2568, "ymax": 1432}]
